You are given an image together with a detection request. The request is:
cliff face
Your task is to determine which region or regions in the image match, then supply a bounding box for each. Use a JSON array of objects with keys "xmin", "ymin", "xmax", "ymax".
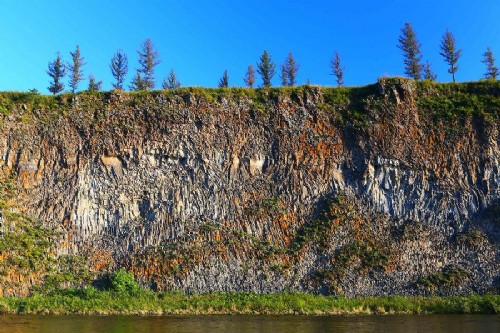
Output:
[{"xmin": 0, "ymin": 79, "xmax": 499, "ymax": 296}]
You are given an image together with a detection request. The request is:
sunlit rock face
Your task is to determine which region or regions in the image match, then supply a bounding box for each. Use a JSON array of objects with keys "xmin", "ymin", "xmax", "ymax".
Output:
[{"xmin": 1, "ymin": 79, "xmax": 498, "ymax": 296}]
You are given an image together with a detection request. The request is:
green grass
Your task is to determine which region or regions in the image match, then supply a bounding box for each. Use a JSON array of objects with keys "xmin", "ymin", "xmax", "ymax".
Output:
[
  {"xmin": 0, "ymin": 291, "xmax": 498, "ymax": 315},
  {"xmin": 416, "ymin": 80, "xmax": 500, "ymax": 118},
  {"xmin": 0, "ymin": 80, "xmax": 498, "ymax": 125}
]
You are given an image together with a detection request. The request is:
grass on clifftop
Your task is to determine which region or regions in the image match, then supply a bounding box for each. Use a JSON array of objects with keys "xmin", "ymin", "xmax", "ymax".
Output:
[
  {"xmin": 0, "ymin": 79, "xmax": 499, "ymax": 121},
  {"xmin": 0, "ymin": 290, "xmax": 498, "ymax": 315}
]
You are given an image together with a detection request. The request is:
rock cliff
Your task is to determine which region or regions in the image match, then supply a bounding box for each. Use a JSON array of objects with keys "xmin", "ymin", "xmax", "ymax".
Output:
[{"xmin": 0, "ymin": 78, "xmax": 499, "ymax": 296}]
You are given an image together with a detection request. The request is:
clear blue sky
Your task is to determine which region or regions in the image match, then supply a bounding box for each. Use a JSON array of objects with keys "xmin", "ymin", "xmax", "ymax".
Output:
[{"xmin": 1, "ymin": 0, "xmax": 499, "ymax": 93}]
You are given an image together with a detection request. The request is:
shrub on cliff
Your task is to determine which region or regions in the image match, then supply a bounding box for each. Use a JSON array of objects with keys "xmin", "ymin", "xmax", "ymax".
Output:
[{"xmin": 110, "ymin": 269, "xmax": 140, "ymax": 294}]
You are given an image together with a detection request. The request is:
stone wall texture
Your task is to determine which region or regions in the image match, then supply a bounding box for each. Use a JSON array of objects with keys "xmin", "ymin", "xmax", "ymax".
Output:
[{"xmin": 0, "ymin": 79, "xmax": 498, "ymax": 296}]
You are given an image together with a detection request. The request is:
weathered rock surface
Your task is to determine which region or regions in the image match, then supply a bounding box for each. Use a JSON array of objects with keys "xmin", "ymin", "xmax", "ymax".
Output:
[{"xmin": 0, "ymin": 79, "xmax": 499, "ymax": 296}]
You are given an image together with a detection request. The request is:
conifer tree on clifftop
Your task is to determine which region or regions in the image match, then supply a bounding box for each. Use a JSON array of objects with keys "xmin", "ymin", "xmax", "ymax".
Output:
[
  {"xmin": 330, "ymin": 51, "xmax": 345, "ymax": 87},
  {"xmin": 87, "ymin": 74, "xmax": 102, "ymax": 92},
  {"xmin": 280, "ymin": 64, "xmax": 288, "ymax": 86},
  {"xmin": 67, "ymin": 45, "xmax": 86, "ymax": 93},
  {"xmin": 137, "ymin": 38, "xmax": 160, "ymax": 90},
  {"xmin": 397, "ymin": 22, "xmax": 423, "ymax": 80},
  {"xmin": 439, "ymin": 29, "xmax": 461, "ymax": 82},
  {"xmin": 281, "ymin": 51, "xmax": 299, "ymax": 86},
  {"xmin": 423, "ymin": 61, "xmax": 437, "ymax": 81},
  {"xmin": 482, "ymin": 47, "xmax": 498, "ymax": 80},
  {"xmin": 257, "ymin": 50, "xmax": 276, "ymax": 87},
  {"xmin": 162, "ymin": 69, "xmax": 181, "ymax": 90},
  {"xmin": 243, "ymin": 65, "xmax": 256, "ymax": 88},
  {"xmin": 47, "ymin": 52, "xmax": 66, "ymax": 94},
  {"xmin": 218, "ymin": 70, "xmax": 229, "ymax": 88},
  {"xmin": 129, "ymin": 71, "xmax": 146, "ymax": 91},
  {"xmin": 110, "ymin": 49, "xmax": 128, "ymax": 90}
]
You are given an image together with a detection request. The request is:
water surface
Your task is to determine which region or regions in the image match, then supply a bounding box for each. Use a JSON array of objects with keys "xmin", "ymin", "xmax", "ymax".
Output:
[{"xmin": 0, "ymin": 314, "xmax": 498, "ymax": 333}]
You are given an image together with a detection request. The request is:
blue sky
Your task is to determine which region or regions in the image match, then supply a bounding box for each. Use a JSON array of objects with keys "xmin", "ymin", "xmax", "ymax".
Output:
[{"xmin": 0, "ymin": 0, "xmax": 499, "ymax": 93}]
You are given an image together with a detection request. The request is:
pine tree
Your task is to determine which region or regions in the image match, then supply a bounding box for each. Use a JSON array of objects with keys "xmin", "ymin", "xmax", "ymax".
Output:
[
  {"xmin": 129, "ymin": 71, "xmax": 146, "ymax": 91},
  {"xmin": 162, "ymin": 69, "xmax": 181, "ymax": 90},
  {"xmin": 330, "ymin": 51, "xmax": 344, "ymax": 87},
  {"xmin": 256, "ymin": 50, "xmax": 276, "ymax": 87},
  {"xmin": 280, "ymin": 64, "xmax": 288, "ymax": 86},
  {"xmin": 423, "ymin": 61, "xmax": 437, "ymax": 81},
  {"xmin": 87, "ymin": 74, "xmax": 102, "ymax": 92},
  {"xmin": 397, "ymin": 23, "xmax": 423, "ymax": 80},
  {"xmin": 67, "ymin": 45, "xmax": 86, "ymax": 93},
  {"xmin": 110, "ymin": 49, "xmax": 128, "ymax": 90},
  {"xmin": 218, "ymin": 70, "xmax": 229, "ymax": 88},
  {"xmin": 47, "ymin": 52, "xmax": 66, "ymax": 94},
  {"xmin": 282, "ymin": 51, "xmax": 299, "ymax": 86},
  {"xmin": 243, "ymin": 64, "xmax": 256, "ymax": 88},
  {"xmin": 137, "ymin": 38, "xmax": 160, "ymax": 90},
  {"xmin": 482, "ymin": 47, "xmax": 498, "ymax": 80},
  {"xmin": 439, "ymin": 29, "xmax": 461, "ymax": 82}
]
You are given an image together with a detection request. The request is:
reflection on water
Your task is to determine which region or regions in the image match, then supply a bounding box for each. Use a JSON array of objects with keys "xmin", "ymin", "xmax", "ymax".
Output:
[{"xmin": 0, "ymin": 314, "xmax": 499, "ymax": 333}]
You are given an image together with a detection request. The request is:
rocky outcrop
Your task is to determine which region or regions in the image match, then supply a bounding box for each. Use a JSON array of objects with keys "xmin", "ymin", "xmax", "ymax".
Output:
[{"xmin": 0, "ymin": 79, "xmax": 499, "ymax": 296}]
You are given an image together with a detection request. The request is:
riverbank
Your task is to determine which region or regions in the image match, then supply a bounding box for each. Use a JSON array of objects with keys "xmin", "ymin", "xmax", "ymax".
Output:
[{"xmin": 0, "ymin": 291, "xmax": 498, "ymax": 315}]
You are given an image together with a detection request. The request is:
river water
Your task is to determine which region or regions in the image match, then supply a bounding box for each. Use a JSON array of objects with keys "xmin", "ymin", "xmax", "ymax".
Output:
[{"xmin": 0, "ymin": 315, "xmax": 498, "ymax": 332}]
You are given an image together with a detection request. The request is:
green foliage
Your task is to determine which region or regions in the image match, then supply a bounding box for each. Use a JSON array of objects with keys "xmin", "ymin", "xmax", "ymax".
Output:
[
  {"xmin": 322, "ymin": 83, "xmax": 378, "ymax": 126},
  {"xmin": 110, "ymin": 49, "xmax": 129, "ymax": 90},
  {"xmin": 198, "ymin": 222, "xmax": 218, "ymax": 232},
  {"xmin": 257, "ymin": 50, "xmax": 276, "ymax": 87},
  {"xmin": 218, "ymin": 70, "xmax": 229, "ymax": 88},
  {"xmin": 87, "ymin": 74, "xmax": 102, "ymax": 92},
  {"xmin": 245, "ymin": 196, "xmax": 283, "ymax": 218},
  {"xmin": 290, "ymin": 197, "xmax": 341, "ymax": 252},
  {"xmin": 416, "ymin": 80, "xmax": 500, "ymax": 118},
  {"xmin": 243, "ymin": 64, "xmax": 256, "ymax": 88},
  {"xmin": 137, "ymin": 38, "xmax": 160, "ymax": 90},
  {"xmin": 0, "ymin": 175, "xmax": 93, "ymax": 294},
  {"xmin": 67, "ymin": 45, "xmax": 86, "ymax": 93},
  {"xmin": 439, "ymin": 29, "xmax": 462, "ymax": 82},
  {"xmin": 47, "ymin": 52, "xmax": 66, "ymax": 94},
  {"xmin": 129, "ymin": 71, "xmax": 146, "ymax": 91},
  {"xmin": 397, "ymin": 22, "xmax": 423, "ymax": 80},
  {"xmin": 39, "ymin": 255, "xmax": 94, "ymax": 293},
  {"xmin": 0, "ymin": 176, "xmax": 57, "ymax": 278},
  {"xmin": 110, "ymin": 269, "xmax": 141, "ymax": 294},
  {"xmin": 330, "ymin": 51, "xmax": 344, "ymax": 87},
  {"xmin": 1, "ymin": 80, "xmax": 496, "ymax": 124},
  {"xmin": 417, "ymin": 266, "xmax": 470, "ymax": 293},
  {"xmin": 162, "ymin": 69, "xmax": 181, "ymax": 90},
  {"xmin": 482, "ymin": 47, "xmax": 499, "ymax": 80},
  {"xmin": 281, "ymin": 52, "xmax": 299, "ymax": 86},
  {"xmin": 423, "ymin": 61, "xmax": 437, "ymax": 81},
  {"xmin": 335, "ymin": 241, "xmax": 389, "ymax": 271},
  {"xmin": 0, "ymin": 292, "xmax": 498, "ymax": 315}
]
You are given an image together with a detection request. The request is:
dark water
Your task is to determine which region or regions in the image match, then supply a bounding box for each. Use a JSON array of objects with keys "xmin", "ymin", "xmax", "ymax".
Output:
[{"xmin": 0, "ymin": 315, "xmax": 499, "ymax": 333}]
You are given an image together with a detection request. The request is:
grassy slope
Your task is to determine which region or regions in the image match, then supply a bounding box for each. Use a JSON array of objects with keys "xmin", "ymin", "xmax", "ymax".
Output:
[
  {"xmin": 0, "ymin": 79, "xmax": 499, "ymax": 120},
  {"xmin": 0, "ymin": 291, "xmax": 499, "ymax": 315}
]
